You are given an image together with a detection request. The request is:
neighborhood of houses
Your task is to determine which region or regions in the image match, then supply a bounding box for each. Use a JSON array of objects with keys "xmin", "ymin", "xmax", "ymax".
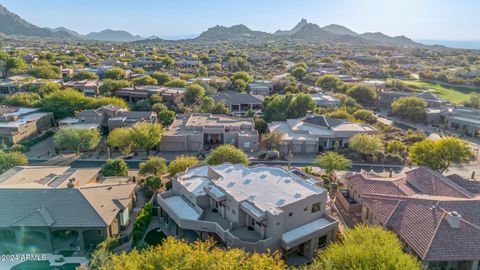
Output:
[{"xmin": 1, "ymin": 37, "xmax": 480, "ymax": 270}]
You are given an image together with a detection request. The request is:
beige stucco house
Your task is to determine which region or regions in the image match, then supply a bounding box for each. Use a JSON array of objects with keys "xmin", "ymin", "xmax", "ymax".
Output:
[
  {"xmin": 157, "ymin": 164, "xmax": 338, "ymax": 265},
  {"xmin": 159, "ymin": 114, "xmax": 259, "ymax": 152},
  {"xmin": 0, "ymin": 166, "xmax": 137, "ymax": 253},
  {"xmin": 0, "ymin": 106, "xmax": 53, "ymax": 145},
  {"xmin": 268, "ymin": 115, "xmax": 376, "ymax": 155}
]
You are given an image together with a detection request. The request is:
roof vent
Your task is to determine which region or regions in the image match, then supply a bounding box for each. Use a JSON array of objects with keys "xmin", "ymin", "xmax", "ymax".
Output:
[
  {"xmin": 276, "ymin": 199, "xmax": 285, "ymax": 206},
  {"xmin": 227, "ymin": 182, "xmax": 235, "ymax": 188},
  {"xmin": 243, "ymin": 179, "xmax": 251, "ymax": 185},
  {"xmin": 284, "ymin": 178, "xmax": 291, "ymax": 183},
  {"xmin": 447, "ymin": 211, "xmax": 461, "ymax": 228},
  {"xmin": 294, "ymin": 192, "xmax": 301, "ymax": 198},
  {"xmin": 260, "ymin": 174, "xmax": 267, "ymax": 179},
  {"xmin": 249, "ymin": 194, "xmax": 256, "ymax": 200}
]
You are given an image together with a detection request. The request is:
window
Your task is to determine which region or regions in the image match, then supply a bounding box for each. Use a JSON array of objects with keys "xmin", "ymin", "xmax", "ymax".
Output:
[
  {"xmin": 311, "ymin": 202, "xmax": 321, "ymax": 213},
  {"xmin": 232, "ymin": 209, "xmax": 236, "ymax": 215},
  {"xmin": 97, "ymin": 230, "xmax": 102, "ymax": 236},
  {"xmin": 288, "ymin": 212, "xmax": 293, "ymax": 217},
  {"xmin": 304, "ymin": 207, "xmax": 308, "ymax": 211},
  {"xmin": 318, "ymin": 235, "xmax": 327, "ymax": 249},
  {"xmin": 243, "ymin": 141, "xmax": 250, "ymax": 149}
]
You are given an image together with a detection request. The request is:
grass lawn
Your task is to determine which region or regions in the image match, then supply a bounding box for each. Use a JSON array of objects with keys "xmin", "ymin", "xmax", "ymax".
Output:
[
  {"xmin": 144, "ymin": 229, "xmax": 166, "ymax": 246},
  {"xmin": 388, "ymin": 79, "xmax": 479, "ymax": 104}
]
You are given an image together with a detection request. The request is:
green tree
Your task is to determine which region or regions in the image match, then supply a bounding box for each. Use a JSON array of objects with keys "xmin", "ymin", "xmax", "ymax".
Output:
[
  {"xmin": 307, "ymin": 225, "xmax": 421, "ymax": 270},
  {"xmin": 99, "ymin": 79, "xmax": 131, "ymax": 96},
  {"xmin": 75, "ymin": 54, "xmax": 89, "ymax": 64},
  {"xmin": 161, "ymin": 56, "xmax": 175, "ymax": 68},
  {"xmin": 262, "ymin": 132, "xmax": 285, "ymax": 150},
  {"xmin": 349, "ymin": 134, "xmax": 384, "ymax": 160},
  {"xmin": 150, "ymin": 72, "xmax": 172, "ymax": 85},
  {"xmin": 90, "ymin": 237, "xmax": 285, "ymax": 270},
  {"xmin": 131, "ymin": 122, "xmax": 163, "ymax": 155},
  {"xmin": 316, "ymin": 74, "xmax": 340, "ymax": 91},
  {"xmin": 254, "ymin": 118, "xmax": 268, "ymax": 134},
  {"xmin": 316, "ymin": 152, "xmax": 352, "ymax": 178},
  {"xmin": 106, "ymin": 128, "xmax": 134, "ymax": 156},
  {"xmin": 132, "ymin": 75, "xmax": 157, "ymax": 86},
  {"xmin": 168, "ymin": 155, "xmax": 199, "ymax": 175},
  {"xmin": 71, "ymin": 71, "xmax": 98, "ymax": 81},
  {"xmin": 287, "ymin": 93, "xmax": 316, "ymax": 119},
  {"xmin": 205, "ymin": 144, "xmax": 249, "ymax": 165},
  {"xmin": 409, "ymin": 137, "xmax": 472, "ymax": 173},
  {"xmin": 104, "ymin": 67, "xmax": 126, "ymax": 80},
  {"xmin": 230, "ymin": 71, "xmax": 253, "ymax": 83},
  {"xmin": 347, "ymin": 84, "xmax": 377, "ymax": 105},
  {"xmin": 165, "ymin": 79, "xmax": 187, "ymax": 88},
  {"xmin": 213, "ymin": 100, "xmax": 230, "ymax": 114},
  {"xmin": 391, "ymin": 96, "xmax": 427, "ymax": 122},
  {"xmin": 102, "ymin": 158, "xmax": 128, "ymax": 177},
  {"xmin": 0, "ymin": 151, "xmax": 28, "ymax": 174},
  {"xmin": 199, "ymin": 96, "xmax": 215, "ymax": 113},
  {"xmin": 5, "ymin": 57, "xmax": 27, "ymax": 73},
  {"xmin": 36, "ymin": 82, "xmax": 60, "ymax": 97},
  {"xmin": 232, "ymin": 79, "xmax": 248, "ymax": 92},
  {"xmin": 387, "ymin": 140, "xmax": 406, "ymax": 155},
  {"xmin": 4, "ymin": 92, "xmax": 41, "ymax": 107},
  {"xmin": 326, "ymin": 109, "xmax": 356, "ymax": 122},
  {"xmin": 54, "ymin": 127, "xmax": 101, "ymax": 154},
  {"xmin": 28, "ymin": 65, "xmax": 61, "ymax": 79},
  {"xmin": 139, "ymin": 156, "xmax": 167, "ymax": 176},
  {"xmin": 145, "ymin": 176, "xmax": 162, "ymax": 190},
  {"xmin": 40, "ymin": 88, "xmax": 90, "ymax": 119},
  {"xmin": 464, "ymin": 93, "xmax": 480, "ymax": 109},
  {"xmin": 152, "ymin": 103, "xmax": 176, "ymax": 126},
  {"xmin": 185, "ymin": 84, "xmax": 206, "ymax": 105},
  {"xmin": 290, "ymin": 67, "xmax": 306, "ymax": 80},
  {"xmin": 353, "ymin": 109, "xmax": 377, "ymax": 124}
]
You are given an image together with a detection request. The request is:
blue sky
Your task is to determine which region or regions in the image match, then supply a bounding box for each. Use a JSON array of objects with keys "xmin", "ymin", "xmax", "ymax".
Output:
[{"xmin": 1, "ymin": 0, "xmax": 480, "ymax": 40}]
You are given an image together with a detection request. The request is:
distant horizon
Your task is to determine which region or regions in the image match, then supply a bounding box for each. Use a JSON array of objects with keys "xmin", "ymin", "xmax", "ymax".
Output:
[{"xmin": 1, "ymin": 0, "xmax": 479, "ymax": 41}]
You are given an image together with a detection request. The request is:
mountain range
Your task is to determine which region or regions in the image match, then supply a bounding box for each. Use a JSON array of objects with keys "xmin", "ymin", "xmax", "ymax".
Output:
[{"xmin": 0, "ymin": 4, "xmax": 420, "ymax": 46}]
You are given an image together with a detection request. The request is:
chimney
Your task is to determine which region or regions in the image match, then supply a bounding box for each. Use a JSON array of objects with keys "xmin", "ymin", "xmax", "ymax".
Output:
[
  {"xmin": 447, "ymin": 211, "xmax": 461, "ymax": 228},
  {"xmin": 67, "ymin": 178, "xmax": 78, "ymax": 189}
]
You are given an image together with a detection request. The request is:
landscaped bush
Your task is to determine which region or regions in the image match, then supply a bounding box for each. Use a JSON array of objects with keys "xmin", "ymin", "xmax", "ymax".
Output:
[
  {"xmin": 21, "ymin": 130, "xmax": 54, "ymax": 148},
  {"xmin": 7, "ymin": 144, "xmax": 28, "ymax": 153},
  {"xmin": 385, "ymin": 153, "xmax": 404, "ymax": 165},
  {"xmin": 165, "ymin": 181, "xmax": 172, "ymax": 191},
  {"xmin": 133, "ymin": 203, "xmax": 153, "ymax": 245}
]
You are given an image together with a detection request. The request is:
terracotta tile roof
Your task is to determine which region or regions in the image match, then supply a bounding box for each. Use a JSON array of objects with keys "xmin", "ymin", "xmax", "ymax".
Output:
[
  {"xmin": 405, "ymin": 167, "xmax": 474, "ymax": 198},
  {"xmin": 447, "ymin": 174, "xmax": 480, "ymax": 194},
  {"xmin": 362, "ymin": 195, "xmax": 480, "ymax": 261},
  {"xmin": 346, "ymin": 174, "xmax": 409, "ymax": 197}
]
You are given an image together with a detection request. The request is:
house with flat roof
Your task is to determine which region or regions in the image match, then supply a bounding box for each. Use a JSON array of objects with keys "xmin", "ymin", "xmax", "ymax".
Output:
[
  {"xmin": 427, "ymin": 106, "xmax": 480, "ymax": 137},
  {"xmin": 115, "ymin": 85, "xmax": 186, "ymax": 105},
  {"xmin": 157, "ymin": 163, "xmax": 338, "ymax": 264},
  {"xmin": 247, "ymin": 80, "xmax": 273, "ymax": 96},
  {"xmin": 378, "ymin": 90, "xmax": 448, "ymax": 108},
  {"xmin": 0, "ymin": 166, "xmax": 137, "ymax": 253},
  {"xmin": 160, "ymin": 113, "xmax": 259, "ymax": 152},
  {"xmin": 58, "ymin": 104, "xmax": 129, "ymax": 132},
  {"xmin": 339, "ymin": 167, "xmax": 480, "ymax": 270},
  {"xmin": 268, "ymin": 115, "xmax": 376, "ymax": 155},
  {"xmin": 209, "ymin": 91, "xmax": 264, "ymax": 117},
  {"xmin": 0, "ymin": 75, "xmax": 62, "ymax": 94},
  {"xmin": 107, "ymin": 111, "xmax": 157, "ymax": 131},
  {"xmin": 0, "ymin": 106, "xmax": 53, "ymax": 145},
  {"xmin": 310, "ymin": 93, "xmax": 341, "ymax": 108},
  {"xmin": 63, "ymin": 80, "xmax": 102, "ymax": 97}
]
